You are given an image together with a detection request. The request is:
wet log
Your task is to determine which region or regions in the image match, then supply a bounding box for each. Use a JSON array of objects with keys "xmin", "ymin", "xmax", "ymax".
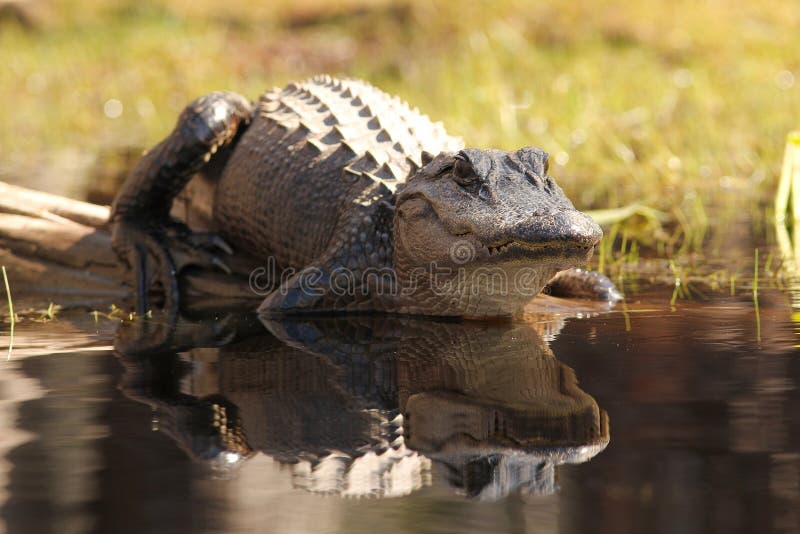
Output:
[{"xmin": 0, "ymin": 181, "xmax": 259, "ymax": 314}]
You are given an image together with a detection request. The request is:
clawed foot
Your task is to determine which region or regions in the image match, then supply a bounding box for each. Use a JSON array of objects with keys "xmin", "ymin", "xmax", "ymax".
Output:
[
  {"xmin": 544, "ymin": 268, "xmax": 623, "ymax": 302},
  {"xmin": 112, "ymin": 219, "xmax": 234, "ymax": 314},
  {"xmin": 163, "ymin": 220, "xmax": 233, "ymax": 275}
]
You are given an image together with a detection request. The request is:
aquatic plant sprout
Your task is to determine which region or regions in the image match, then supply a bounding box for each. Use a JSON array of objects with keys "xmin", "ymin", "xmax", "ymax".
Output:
[{"xmin": 775, "ymin": 131, "xmax": 800, "ymax": 271}]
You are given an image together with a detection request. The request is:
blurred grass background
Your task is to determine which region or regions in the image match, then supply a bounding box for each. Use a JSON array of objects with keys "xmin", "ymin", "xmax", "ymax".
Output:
[{"xmin": 0, "ymin": 0, "xmax": 798, "ymax": 245}]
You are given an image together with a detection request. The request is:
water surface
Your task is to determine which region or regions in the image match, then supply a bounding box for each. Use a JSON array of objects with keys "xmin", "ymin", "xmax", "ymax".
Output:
[{"xmin": 1, "ymin": 274, "xmax": 798, "ymax": 533}]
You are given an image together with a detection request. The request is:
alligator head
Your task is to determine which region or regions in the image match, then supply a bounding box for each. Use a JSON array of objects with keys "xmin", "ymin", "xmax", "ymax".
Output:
[{"xmin": 394, "ymin": 147, "xmax": 602, "ymax": 316}]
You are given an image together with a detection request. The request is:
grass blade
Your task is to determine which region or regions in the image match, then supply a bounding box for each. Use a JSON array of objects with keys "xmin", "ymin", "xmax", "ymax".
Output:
[{"xmin": 2, "ymin": 266, "xmax": 14, "ymax": 361}]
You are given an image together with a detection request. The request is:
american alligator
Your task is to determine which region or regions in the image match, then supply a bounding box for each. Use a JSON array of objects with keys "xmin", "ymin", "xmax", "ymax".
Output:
[{"xmin": 111, "ymin": 76, "xmax": 620, "ymax": 317}]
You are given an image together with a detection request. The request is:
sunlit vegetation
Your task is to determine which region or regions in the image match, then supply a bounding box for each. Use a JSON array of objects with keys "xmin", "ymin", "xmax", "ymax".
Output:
[
  {"xmin": 775, "ymin": 132, "xmax": 800, "ymax": 271},
  {"xmin": 90, "ymin": 303, "xmax": 150, "ymax": 323}
]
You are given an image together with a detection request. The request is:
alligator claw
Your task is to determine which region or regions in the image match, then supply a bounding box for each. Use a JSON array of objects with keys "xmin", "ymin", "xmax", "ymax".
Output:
[
  {"xmin": 210, "ymin": 255, "xmax": 233, "ymax": 275},
  {"xmin": 170, "ymin": 245, "xmax": 232, "ymax": 275},
  {"xmin": 161, "ymin": 221, "xmax": 235, "ymax": 274},
  {"xmin": 210, "ymin": 235, "xmax": 234, "ymax": 255},
  {"xmin": 183, "ymin": 231, "xmax": 234, "ymax": 255}
]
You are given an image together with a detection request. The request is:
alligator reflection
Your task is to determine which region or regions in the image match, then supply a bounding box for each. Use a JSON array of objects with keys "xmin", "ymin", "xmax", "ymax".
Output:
[{"xmin": 114, "ymin": 314, "xmax": 609, "ymax": 500}]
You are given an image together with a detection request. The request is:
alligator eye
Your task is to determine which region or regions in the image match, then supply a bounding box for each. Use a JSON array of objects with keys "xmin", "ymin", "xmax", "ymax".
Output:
[{"xmin": 452, "ymin": 158, "xmax": 477, "ymax": 186}]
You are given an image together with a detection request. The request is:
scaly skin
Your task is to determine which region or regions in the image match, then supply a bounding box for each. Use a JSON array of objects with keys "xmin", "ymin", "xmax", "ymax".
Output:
[{"xmin": 111, "ymin": 76, "xmax": 620, "ymax": 317}]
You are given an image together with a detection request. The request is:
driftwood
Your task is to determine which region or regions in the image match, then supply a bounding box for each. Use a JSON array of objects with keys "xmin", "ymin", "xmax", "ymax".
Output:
[{"xmin": 0, "ymin": 181, "xmax": 259, "ymax": 314}]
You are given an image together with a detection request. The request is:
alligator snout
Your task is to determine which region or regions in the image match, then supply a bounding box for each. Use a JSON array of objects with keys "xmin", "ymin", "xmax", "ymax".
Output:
[{"xmin": 498, "ymin": 209, "xmax": 602, "ymax": 249}]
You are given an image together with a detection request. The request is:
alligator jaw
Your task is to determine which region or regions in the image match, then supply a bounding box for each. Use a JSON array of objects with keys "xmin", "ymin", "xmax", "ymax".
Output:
[
  {"xmin": 485, "ymin": 239, "xmax": 594, "ymax": 257},
  {"xmin": 452, "ymin": 234, "xmax": 596, "ymax": 264}
]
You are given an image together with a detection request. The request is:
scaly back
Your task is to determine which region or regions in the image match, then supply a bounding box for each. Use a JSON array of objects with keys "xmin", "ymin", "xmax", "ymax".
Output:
[{"xmin": 215, "ymin": 76, "xmax": 463, "ymax": 268}]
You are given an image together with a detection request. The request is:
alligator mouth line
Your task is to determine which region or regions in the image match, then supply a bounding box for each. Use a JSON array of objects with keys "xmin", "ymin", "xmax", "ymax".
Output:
[
  {"xmin": 452, "ymin": 232, "xmax": 594, "ymax": 258},
  {"xmin": 480, "ymin": 239, "xmax": 593, "ymax": 257}
]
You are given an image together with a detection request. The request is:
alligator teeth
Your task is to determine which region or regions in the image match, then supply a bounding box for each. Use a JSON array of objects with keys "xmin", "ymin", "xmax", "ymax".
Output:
[
  {"xmin": 486, "ymin": 241, "xmax": 592, "ymax": 255},
  {"xmin": 488, "ymin": 242, "xmax": 512, "ymax": 256}
]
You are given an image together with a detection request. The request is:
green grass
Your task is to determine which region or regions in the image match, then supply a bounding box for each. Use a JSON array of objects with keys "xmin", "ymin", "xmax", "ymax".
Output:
[
  {"xmin": 1, "ymin": 0, "xmax": 799, "ymax": 278},
  {"xmin": 775, "ymin": 131, "xmax": 800, "ymax": 272}
]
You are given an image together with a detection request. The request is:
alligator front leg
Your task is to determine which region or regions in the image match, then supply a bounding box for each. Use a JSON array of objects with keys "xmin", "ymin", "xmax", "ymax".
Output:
[
  {"xmin": 111, "ymin": 92, "xmax": 253, "ymax": 314},
  {"xmin": 257, "ymin": 199, "xmax": 395, "ymax": 315},
  {"xmin": 544, "ymin": 268, "xmax": 623, "ymax": 302}
]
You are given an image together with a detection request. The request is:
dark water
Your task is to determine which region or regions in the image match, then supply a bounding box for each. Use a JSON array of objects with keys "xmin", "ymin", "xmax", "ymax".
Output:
[{"xmin": 1, "ymin": 278, "xmax": 799, "ymax": 533}]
